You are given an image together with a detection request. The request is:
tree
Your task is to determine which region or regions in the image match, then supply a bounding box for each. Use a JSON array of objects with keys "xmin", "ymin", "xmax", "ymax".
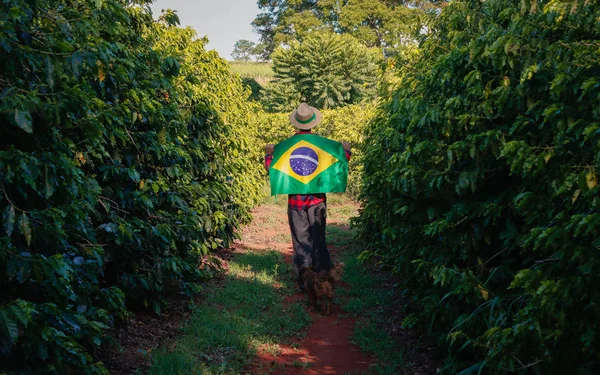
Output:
[
  {"xmin": 261, "ymin": 80, "xmax": 302, "ymax": 112},
  {"xmin": 252, "ymin": 43, "xmax": 270, "ymax": 62},
  {"xmin": 252, "ymin": 0, "xmax": 311, "ymax": 59},
  {"xmin": 231, "ymin": 39, "xmax": 256, "ymax": 62},
  {"xmin": 252, "ymin": 0, "xmax": 444, "ymax": 59},
  {"xmin": 262, "ymin": 32, "xmax": 379, "ymax": 110},
  {"xmin": 337, "ymin": 0, "xmax": 418, "ymax": 50}
]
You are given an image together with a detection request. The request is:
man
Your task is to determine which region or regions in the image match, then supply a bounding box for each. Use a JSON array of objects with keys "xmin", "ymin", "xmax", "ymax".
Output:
[{"xmin": 264, "ymin": 103, "xmax": 351, "ymax": 291}]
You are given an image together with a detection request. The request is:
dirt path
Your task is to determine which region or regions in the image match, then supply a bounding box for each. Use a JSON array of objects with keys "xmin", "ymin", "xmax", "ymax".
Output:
[
  {"xmin": 100, "ymin": 199, "xmax": 438, "ymax": 374},
  {"xmin": 238, "ymin": 201, "xmax": 373, "ymax": 375},
  {"xmin": 96, "ymin": 198, "xmax": 438, "ymax": 374}
]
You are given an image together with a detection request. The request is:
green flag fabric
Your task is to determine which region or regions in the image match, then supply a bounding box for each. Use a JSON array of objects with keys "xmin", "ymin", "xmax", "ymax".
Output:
[{"xmin": 269, "ymin": 134, "xmax": 348, "ymax": 195}]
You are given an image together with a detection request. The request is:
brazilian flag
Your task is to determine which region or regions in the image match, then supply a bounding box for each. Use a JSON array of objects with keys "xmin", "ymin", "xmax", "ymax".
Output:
[{"xmin": 269, "ymin": 134, "xmax": 348, "ymax": 195}]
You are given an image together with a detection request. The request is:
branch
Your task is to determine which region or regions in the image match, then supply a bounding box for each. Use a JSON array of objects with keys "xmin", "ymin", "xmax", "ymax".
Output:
[
  {"xmin": 99, "ymin": 196, "xmax": 131, "ymax": 215},
  {"xmin": 124, "ymin": 126, "xmax": 143, "ymax": 157},
  {"xmin": 1, "ymin": 183, "xmax": 30, "ymax": 213}
]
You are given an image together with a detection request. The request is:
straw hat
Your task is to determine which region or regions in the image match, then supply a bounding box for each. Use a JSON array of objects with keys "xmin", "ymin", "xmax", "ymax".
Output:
[{"xmin": 289, "ymin": 103, "xmax": 322, "ymax": 130}]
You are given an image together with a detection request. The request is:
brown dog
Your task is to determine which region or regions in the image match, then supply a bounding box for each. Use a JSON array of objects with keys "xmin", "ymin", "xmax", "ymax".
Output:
[{"xmin": 300, "ymin": 262, "xmax": 344, "ymax": 315}]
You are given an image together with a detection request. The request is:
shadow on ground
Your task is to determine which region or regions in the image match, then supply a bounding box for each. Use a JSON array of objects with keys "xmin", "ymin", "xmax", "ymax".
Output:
[{"xmin": 148, "ymin": 249, "xmax": 310, "ymax": 375}]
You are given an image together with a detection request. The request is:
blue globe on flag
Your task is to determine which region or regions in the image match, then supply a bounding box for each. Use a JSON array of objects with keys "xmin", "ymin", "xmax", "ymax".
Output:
[{"xmin": 289, "ymin": 147, "xmax": 319, "ymax": 176}]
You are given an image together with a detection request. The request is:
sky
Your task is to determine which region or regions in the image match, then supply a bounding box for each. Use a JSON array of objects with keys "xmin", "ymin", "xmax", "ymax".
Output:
[{"xmin": 149, "ymin": 0, "xmax": 261, "ymax": 60}]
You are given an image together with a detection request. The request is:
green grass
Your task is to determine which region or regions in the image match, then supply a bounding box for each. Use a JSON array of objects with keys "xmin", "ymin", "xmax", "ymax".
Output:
[
  {"xmin": 262, "ymin": 214, "xmax": 280, "ymax": 229},
  {"xmin": 352, "ymin": 319, "xmax": 405, "ymax": 375},
  {"xmin": 229, "ymin": 61, "xmax": 274, "ymax": 85},
  {"xmin": 326, "ymin": 192, "xmax": 357, "ymax": 206},
  {"xmin": 259, "ymin": 195, "xmax": 286, "ymax": 208},
  {"xmin": 339, "ymin": 249, "xmax": 407, "ymax": 374},
  {"xmin": 292, "ymin": 358, "xmax": 313, "ymax": 369},
  {"xmin": 326, "ymin": 225, "xmax": 355, "ymax": 248},
  {"xmin": 148, "ymin": 250, "xmax": 310, "ymax": 375},
  {"xmin": 272, "ymin": 232, "xmax": 291, "ymax": 243},
  {"xmin": 339, "ymin": 249, "xmax": 392, "ymax": 316},
  {"xmin": 147, "ymin": 198, "xmax": 402, "ymax": 375},
  {"xmin": 328, "ymin": 204, "xmax": 358, "ymax": 222},
  {"xmin": 258, "ymin": 183, "xmax": 286, "ymax": 207}
]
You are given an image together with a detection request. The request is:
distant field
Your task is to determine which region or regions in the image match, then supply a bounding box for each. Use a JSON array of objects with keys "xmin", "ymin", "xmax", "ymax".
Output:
[{"xmin": 229, "ymin": 61, "xmax": 274, "ymax": 85}]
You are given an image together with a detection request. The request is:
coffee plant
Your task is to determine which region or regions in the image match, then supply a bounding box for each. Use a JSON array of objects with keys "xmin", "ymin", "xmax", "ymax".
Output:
[
  {"xmin": 358, "ymin": 0, "xmax": 600, "ymax": 373},
  {"xmin": 0, "ymin": 1, "xmax": 262, "ymax": 374}
]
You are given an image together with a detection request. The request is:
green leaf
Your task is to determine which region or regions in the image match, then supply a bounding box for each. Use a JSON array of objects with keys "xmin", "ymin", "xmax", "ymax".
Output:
[
  {"xmin": 0, "ymin": 310, "xmax": 19, "ymax": 342},
  {"xmin": 46, "ymin": 57, "xmax": 55, "ymax": 89},
  {"xmin": 37, "ymin": 342, "xmax": 48, "ymax": 360},
  {"xmin": 9, "ymin": 300, "xmax": 32, "ymax": 328},
  {"xmin": 18, "ymin": 214, "xmax": 32, "ymax": 246},
  {"xmin": 14, "ymin": 110, "xmax": 33, "ymax": 133},
  {"xmin": 69, "ymin": 53, "xmax": 82, "ymax": 78},
  {"xmin": 427, "ymin": 207, "xmax": 435, "ymax": 220},
  {"xmin": 55, "ymin": 40, "xmax": 74, "ymax": 53},
  {"xmin": 152, "ymin": 182, "xmax": 160, "ymax": 193},
  {"xmin": 3, "ymin": 205, "xmax": 16, "ymax": 236},
  {"xmin": 469, "ymin": 146, "xmax": 476, "ymax": 159},
  {"xmin": 128, "ymin": 169, "xmax": 141, "ymax": 183},
  {"xmin": 572, "ymin": 189, "xmax": 581, "ymax": 204},
  {"xmin": 93, "ymin": 336, "xmax": 102, "ymax": 346},
  {"xmin": 586, "ymin": 171, "xmax": 597, "ymax": 189},
  {"xmin": 158, "ymin": 129, "xmax": 167, "ymax": 144},
  {"xmin": 457, "ymin": 361, "xmax": 486, "ymax": 375},
  {"xmin": 44, "ymin": 167, "xmax": 54, "ymax": 199},
  {"xmin": 152, "ymin": 300, "xmax": 161, "ymax": 315}
]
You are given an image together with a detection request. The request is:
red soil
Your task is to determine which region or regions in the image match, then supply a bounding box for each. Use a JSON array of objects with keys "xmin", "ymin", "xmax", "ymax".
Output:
[
  {"xmin": 254, "ymin": 294, "xmax": 372, "ymax": 375},
  {"xmin": 246, "ymin": 239, "xmax": 372, "ymax": 375},
  {"xmin": 239, "ymin": 204, "xmax": 373, "ymax": 374}
]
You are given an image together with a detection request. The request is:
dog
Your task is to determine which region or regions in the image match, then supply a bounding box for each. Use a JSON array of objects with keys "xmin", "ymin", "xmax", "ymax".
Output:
[{"xmin": 300, "ymin": 262, "xmax": 344, "ymax": 315}]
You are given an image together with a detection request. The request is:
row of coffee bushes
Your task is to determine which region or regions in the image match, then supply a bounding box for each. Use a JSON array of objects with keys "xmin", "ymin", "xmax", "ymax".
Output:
[
  {"xmin": 358, "ymin": 0, "xmax": 600, "ymax": 373},
  {"xmin": 0, "ymin": 2, "xmax": 262, "ymax": 373}
]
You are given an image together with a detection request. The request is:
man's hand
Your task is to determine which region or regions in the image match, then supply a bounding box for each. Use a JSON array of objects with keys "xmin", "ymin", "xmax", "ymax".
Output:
[
  {"xmin": 341, "ymin": 141, "xmax": 351, "ymax": 151},
  {"xmin": 265, "ymin": 144, "xmax": 275, "ymax": 155}
]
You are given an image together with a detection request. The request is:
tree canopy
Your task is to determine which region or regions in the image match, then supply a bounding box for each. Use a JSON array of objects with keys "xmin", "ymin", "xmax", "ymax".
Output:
[
  {"xmin": 252, "ymin": 0, "xmax": 443, "ymax": 58},
  {"xmin": 231, "ymin": 39, "xmax": 256, "ymax": 62},
  {"xmin": 262, "ymin": 32, "xmax": 379, "ymax": 111}
]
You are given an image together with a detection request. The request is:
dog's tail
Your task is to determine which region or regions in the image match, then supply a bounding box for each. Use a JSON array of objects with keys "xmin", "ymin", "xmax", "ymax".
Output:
[
  {"xmin": 330, "ymin": 261, "xmax": 345, "ymax": 281},
  {"xmin": 299, "ymin": 266, "xmax": 316, "ymax": 280}
]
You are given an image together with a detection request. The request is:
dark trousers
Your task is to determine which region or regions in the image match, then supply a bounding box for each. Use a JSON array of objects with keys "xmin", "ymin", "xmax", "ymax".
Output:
[{"xmin": 288, "ymin": 202, "xmax": 331, "ymax": 286}]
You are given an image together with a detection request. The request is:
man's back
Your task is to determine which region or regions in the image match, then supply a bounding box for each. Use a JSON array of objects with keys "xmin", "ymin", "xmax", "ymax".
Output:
[{"xmin": 264, "ymin": 130, "xmax": 350, "ymax": 209}]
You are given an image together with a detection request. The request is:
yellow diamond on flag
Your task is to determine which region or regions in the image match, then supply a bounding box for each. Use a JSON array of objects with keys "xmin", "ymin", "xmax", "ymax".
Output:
[{"xmin": 271, "ymin": 140, "xmax": 339, "ymax": 184}]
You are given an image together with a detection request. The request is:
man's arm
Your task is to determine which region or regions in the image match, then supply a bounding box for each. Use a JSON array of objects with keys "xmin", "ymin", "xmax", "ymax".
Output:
[
  {"xmin": 341, "ymin": 141, "xmax": 351, "ymax": 161},
  {"xmin": 264, "ymin": 144, "xmax": 275, "ymax": 172}
]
